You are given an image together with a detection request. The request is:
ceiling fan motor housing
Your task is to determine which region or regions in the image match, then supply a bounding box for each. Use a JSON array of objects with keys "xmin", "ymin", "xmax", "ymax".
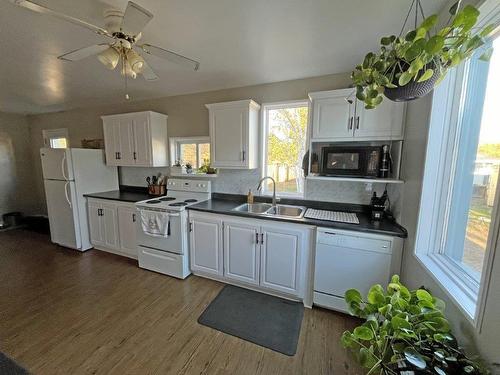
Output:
[{"xmin": 103, "ymin": 9, "xmax": 124, "ymax": 34}]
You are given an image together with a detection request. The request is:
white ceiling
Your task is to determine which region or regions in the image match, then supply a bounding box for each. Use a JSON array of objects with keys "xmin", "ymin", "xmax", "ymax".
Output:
[{"xmin": 0, "ymin": 0, "xmax": 447, "ymax": 114}]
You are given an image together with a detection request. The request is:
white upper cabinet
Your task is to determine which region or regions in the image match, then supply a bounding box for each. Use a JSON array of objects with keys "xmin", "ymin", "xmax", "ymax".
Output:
[
  {"xmin": 206, "ymin": 100, "xmax": 260, "ymax": 169},
  {"xmin": 309, "ymin": 89, "xmax": 405, "ymax": 141},
  {"xmin": 309, "ymin": 89, "xmax": 355, "ymax": 140},
  {"xmin": 102, "ymin": 111, "xmax": 168, "ymax": 167},
  {"xmin": 354, "ymin": 98, "xmax": 405, "ymax": 140}
]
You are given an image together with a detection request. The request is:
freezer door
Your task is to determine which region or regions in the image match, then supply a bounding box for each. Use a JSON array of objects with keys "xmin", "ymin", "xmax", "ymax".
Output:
[
  {"xmin": 40, "ymin": 148, "xmax": 74, "ymax": 180},
  {"xmin": 44, "ymin": 179, "xmax": 82, "ymax": 249}
]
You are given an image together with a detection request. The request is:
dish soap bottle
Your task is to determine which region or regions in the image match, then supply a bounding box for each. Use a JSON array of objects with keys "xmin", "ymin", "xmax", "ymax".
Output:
[{"xmin": 247, "ymin": 189, "xmax": 254, "ymax": 204}]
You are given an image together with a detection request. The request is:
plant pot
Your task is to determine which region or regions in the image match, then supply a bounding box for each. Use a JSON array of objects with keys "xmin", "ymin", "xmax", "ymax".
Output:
[{"xmin": 384, "ymin": 62, "xmax": 440, "ymax": 102}]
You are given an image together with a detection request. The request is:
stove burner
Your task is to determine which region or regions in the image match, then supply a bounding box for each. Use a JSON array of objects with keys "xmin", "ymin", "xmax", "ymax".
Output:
[
  {"xmin": 184, "ymin": 199, "xmax": 198, "ymax": 203},
  {"xmin": 146, "ymin": 200, "xmax": 162, "ymax": 204},
  {"xmin": 169, "ymin": 202, "xmax": 188, "ymax": 207},
  {"xmin": 159, "ymin": 197, "xmax": 176, "ymax": 201}
]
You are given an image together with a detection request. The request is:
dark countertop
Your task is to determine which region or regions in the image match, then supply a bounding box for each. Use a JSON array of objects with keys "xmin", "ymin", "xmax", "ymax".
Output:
[
  {"xmin": 84, "ymin": 186, "xmax": 150, "ymax": 203},
  {"xmin": 187, "ymin": 194, "xmax": 407, "ymax": 238}
]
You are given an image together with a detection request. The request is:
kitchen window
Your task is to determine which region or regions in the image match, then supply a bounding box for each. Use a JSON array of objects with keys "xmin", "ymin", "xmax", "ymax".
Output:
[
  {"xmin": 169, "ymin": 137, "xmax": 210, "ymax": 169},
  {"xmin": 43, "ymin": 128, "xmax": 68, "ymax": 149},
  {"xmin": 261, "ymin": 101, "xmax": 309, "ymax": 197},
  {"xmin": 415, "ymin": 11, "xmax": 500, "ymax": 323}
]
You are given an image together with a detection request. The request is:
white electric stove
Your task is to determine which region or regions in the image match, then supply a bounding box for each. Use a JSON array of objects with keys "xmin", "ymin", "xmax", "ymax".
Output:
[{"xmin": 135, "ymin": 178, "xmax": 211, "ymax": 279}]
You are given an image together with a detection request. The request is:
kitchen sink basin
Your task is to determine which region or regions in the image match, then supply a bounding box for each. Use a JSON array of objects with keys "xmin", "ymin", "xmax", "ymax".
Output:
[
  {"xmin": 233, "ymin": 203, "xmax": 273, "ymax": 214},
  {"xmin": 265, "ymin": 205, "xmax": 306, "ymax": 218},
  {"xmin": 233, "ymin": 203, "xmax": 305, "ymax": 219}
]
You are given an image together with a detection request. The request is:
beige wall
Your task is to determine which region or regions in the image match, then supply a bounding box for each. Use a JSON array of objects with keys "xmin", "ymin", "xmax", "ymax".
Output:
[
  {"xmin": 0, "ymin": 112, "xmax": 38, "ymax": 218},
  {"xmin": 28, "ymin": 72, "xmax": 395, "ymax": 214}
]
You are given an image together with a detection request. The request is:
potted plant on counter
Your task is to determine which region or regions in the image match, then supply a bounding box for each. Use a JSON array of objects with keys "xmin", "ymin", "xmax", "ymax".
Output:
[
  {"xmin": 170, "ymin": 160, "xmax": 186, "ymax": 175},
  {"xmin": 341, "ymin": 275, "xmax": 488, "ymax": 374},
  {"xmin": 352, "ymin": 0, "xmax": 495, "ymax": 109},
  {"xmin": 185, "ymin": 162, "xmax": 193, "ymax": 174}
]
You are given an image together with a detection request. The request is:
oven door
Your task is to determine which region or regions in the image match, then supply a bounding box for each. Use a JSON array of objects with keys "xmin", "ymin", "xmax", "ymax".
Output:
[
  {"xmin": 321, "ymin": 147, "xmax": 367, "ymax": 176},
  {"xmin": 136, "ymin": 208, "xmax": 186, "ymax": 254}
]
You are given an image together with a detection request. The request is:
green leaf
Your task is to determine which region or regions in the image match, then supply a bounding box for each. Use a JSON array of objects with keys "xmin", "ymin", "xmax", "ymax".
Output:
[
  {"xmin": 404, "ymin": 347, "xmax": 427, "ymax": 369},
  {"xmin": 479, "ymin": 48, "xmax": 494, "ymax": 62},
  {"xmin": 416, "ymin": 289, "xmax": 433, "ymax": 302},
  {"xmin": 425, "ymin": 36, "xmax": 445, "ymax": 54},
  {"xmin": 345, "ymin": 289, "xmax": 362, "ymax": 304},
  {"xmin": 353, "ymin": 326, "xmax": 374, "ymax": 341},
  {"xmin": 390, "ymin": 275, "xmax": 400, "ymax": 284},
  {"xmin": 405, "ymin": 30, "xmax": 417, "ymax": 42},
  {"xmin": 431, "ymin": 317, "xmax": 451, "ymax": 332},
  {"xmin": 398, "ymin": 71, "xmax": 413, "ymax": 86},
  {"xmin": 420, "ymin": 15, "xmax": 438, "ymax": 31},
  {"xmin": 367, "ymin": 284, "xmax": 386, "ymax": 305},
  {"xmin": 341, "ymin": 331, "xmax": 354, "ymax": 348},
  {"xmin": 381, "ymin": 36, "xmax": 393, "ymax": 46},
  {"xmin": 415, "ymin": 27, "xmax": 427, "ymax": 41},
  {"xmin": 391, "ymin": 316, "xmax": 411, "ymax": 330},
  {"xmin": 405, "ymin": 39, "xmax": 426, "ymax": 61}
]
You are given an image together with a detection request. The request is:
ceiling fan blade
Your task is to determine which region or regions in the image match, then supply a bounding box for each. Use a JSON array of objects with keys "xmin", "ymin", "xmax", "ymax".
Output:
[
  {"xmin": 58, "ymin": 44, "xmax": 110, "ymax": 62},
  {"xmin": 138, "ymin": 44, "xmax": 200, "ymax": 71},
  {"xmin": 121, "ymin": 1, "xmax": 153, "ymax": 37},
  {"xmin": 141, "ymin": 60, "xmax": 159, "ymax": 81},
  {"xmin": 9, "ymin": 0, "xmax": 112, "ymax": 38}
]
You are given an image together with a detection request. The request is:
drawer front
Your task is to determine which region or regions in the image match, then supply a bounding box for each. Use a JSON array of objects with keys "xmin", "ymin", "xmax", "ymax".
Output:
[{"xmin": 138, "ymin": 247, "xmax": 188, "ymax": 279}]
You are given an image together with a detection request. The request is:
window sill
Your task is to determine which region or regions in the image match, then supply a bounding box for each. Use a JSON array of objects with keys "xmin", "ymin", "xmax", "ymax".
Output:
[
  {"xmin": 169, "ymin": 172, "xmax": 218, "ymax": 179},
  {"xmin": 414, "ymin": 252, "xmax": 477, "ymax": 324}
]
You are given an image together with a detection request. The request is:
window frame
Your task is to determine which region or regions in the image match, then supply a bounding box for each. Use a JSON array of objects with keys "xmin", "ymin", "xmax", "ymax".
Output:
[
  {"xmin": 260, "ymin": 100, "xmax": 309, "ymax": 198},
  {"xmin": 415, "ymin": 2, "xmax": 500, "ymax": 326},
  {"xmin": 169, "ymin": 136, "xmax": 210, "ymax": 169}
]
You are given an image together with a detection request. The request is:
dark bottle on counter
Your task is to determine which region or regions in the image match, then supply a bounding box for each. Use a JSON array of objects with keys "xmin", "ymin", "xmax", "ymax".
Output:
[{"xmin": 379, "ymin": 145, "xmax": 392, "ymax": 178}]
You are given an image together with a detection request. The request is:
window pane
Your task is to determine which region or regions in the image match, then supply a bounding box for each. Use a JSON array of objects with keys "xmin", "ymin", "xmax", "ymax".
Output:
[
  {"xmin": 446, "ymin": 38, "xmax": 499, "ymax": 278},
  {"xmin": 180, "ymin": 143, "xmax": 197, "ymax": 167},
  {"xmin": 50, "ymin": 137, "xmax": 67, "ymax": 149},
  {"xmin": 265, "ymin": 105, "xmax": 308, "ymax": 195},
  {"xmin": 198, "ymin": 143, "xmax": 210, "ymax": 168}
]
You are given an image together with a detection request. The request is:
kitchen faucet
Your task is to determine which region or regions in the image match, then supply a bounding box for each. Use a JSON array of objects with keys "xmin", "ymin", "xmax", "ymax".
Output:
[{"xmin": 257, "ymin": 176, "xmax": 277, "ymax": 207}]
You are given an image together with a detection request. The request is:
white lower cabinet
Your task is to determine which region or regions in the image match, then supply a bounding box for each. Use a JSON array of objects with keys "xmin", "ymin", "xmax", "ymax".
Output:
[
  {"xmin": 117, "ymin": 205, "xmax": 138, "ymax": 257},
  {"xmin": 190, "ymin": 215, "xmax": 224, "ymax": 276},
  {"xmin": 188, "ymin": 211, "xmax": 313, "ymax": 301},
  {"xmin": 260, "ymin": 225, "xmax": 303, "ymax": 295},
  {"xmin": 224, "ymin": 220, "xmax": 260, "ymax": 285},
  {"xmin": 87, "ymin": 198, "xmax": 138, "ymax": 259}
]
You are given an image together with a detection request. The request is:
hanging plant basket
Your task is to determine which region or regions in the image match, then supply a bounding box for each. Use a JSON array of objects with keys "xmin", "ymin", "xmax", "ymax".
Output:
[
  {"xmin": 350, "ymin": 0, "xmax": 495, "ymax": 109},
  {"xmin": 384, "ymin": 61, "xmax": 440, "ymax": 102}
]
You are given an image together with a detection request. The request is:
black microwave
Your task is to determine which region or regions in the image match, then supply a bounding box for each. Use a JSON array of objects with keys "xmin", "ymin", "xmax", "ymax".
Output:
[{"xmin": 320, "ymin": 146, "xmax": 382, "ymax": 177}]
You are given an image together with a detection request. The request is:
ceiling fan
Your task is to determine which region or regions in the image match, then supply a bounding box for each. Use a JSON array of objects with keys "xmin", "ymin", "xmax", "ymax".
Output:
[{"xmin": 9, "ymin": 0, "xmax": 200, "ymax": 98}]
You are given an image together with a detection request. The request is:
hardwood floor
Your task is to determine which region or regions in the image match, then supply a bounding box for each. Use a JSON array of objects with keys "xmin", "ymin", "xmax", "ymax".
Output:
[{"xmin": 0, "ymin": 229, "xmax": 362, "ymax": 375}]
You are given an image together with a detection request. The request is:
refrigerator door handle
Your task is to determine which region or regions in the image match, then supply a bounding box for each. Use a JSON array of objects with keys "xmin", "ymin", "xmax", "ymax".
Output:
[
  {"xmin": 61, "ymin": 152, "xmax": 68, "ymax": 181},
  {"xmin": 64, "ymin": 181, "xmax": 72, "ymax": 208}
]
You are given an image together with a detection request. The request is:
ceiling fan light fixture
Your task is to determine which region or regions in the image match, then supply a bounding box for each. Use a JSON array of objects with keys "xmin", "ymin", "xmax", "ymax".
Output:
[
  {"xmin": 97, "ymin": 47, "xmax": 120, "ymax": 70},
  {"xmin": 127, "ymin": 49, "xmax": 145, "ymax": 73},
  {"xmin": 121, "ymin": 60, "xmax": 137, "ymax": 79}
]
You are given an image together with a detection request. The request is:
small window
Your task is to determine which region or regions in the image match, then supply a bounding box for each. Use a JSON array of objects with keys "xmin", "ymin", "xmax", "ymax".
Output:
[
  {"xmin": 43, "ymin": 128, "xmax": 68, "ymax": 149},
  {"xmin": 169, "ymin": 137, "xmax": 210, "ymax": 169},
  {"xmin": 261, "ymin": 101, "xmax": 309, "ymax": 197}
]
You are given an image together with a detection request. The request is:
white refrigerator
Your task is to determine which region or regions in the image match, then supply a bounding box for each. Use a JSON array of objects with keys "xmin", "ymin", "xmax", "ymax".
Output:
[{"xmin": 41, "ymin": 148, "xmax": 119, "ymax": 251}]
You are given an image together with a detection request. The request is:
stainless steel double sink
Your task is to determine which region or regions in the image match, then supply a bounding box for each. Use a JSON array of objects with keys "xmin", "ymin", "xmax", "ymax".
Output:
[{"xmin": 232, "ymin": 202, "xmax": 306, "ymax": 219}]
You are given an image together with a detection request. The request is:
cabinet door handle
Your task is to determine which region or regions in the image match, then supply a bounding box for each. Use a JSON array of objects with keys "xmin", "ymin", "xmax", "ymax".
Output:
[
  {"xmin": 255, "ymin": 232, "xmax": 259, "ymax": 244},
  {"xmin": 355, "ymin": 116, "xmax": 360, "ymax": 129},
  {"xmin": 348, "ymin": 116, "xmax": 354, "ymax": 131},
  {"xmin": 133, "ymin": 152, "xmax": 137, "ymax": 160},
  {"xmin": 118, "ymin": 152, "xmax": 121, "ymax": 160},
  {"xmin": 189, "ymin": 222, "xmax": 193, "ymax": 232},
  {"xmin": 260, "ymin": 233, "xmax": 264, "ymax": 245},
  {"xmin": 97, "ymin": 208, "xmax": 102, "ymax": 216},
  {"xmin": 242, "ymin": 150, "xmax": 246, "ymax": 162},
  {"xmin": 115, "ymin": 152, "xmax": 118, "ymax": 159},
  {"xmin": 132, "ymin": 213, "xmax": 136, "ymax": 222}
]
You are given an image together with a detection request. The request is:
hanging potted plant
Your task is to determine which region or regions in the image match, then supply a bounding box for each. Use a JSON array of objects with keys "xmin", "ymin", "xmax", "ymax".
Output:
[{"xmin": 352, "ymin": 0, "xmax": 495, "ymax": 109}]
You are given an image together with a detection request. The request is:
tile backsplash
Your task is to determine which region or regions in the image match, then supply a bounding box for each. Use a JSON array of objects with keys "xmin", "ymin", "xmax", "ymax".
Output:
[{"xmin": 120, "ymin": 166, "xmax": 402, "ymax": 215}]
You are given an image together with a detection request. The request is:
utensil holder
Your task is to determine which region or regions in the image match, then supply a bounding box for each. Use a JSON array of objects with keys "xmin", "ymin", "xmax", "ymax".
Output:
[{"xmin": 148, "ymin": 185, "xmax": 166, "ymax": 196}]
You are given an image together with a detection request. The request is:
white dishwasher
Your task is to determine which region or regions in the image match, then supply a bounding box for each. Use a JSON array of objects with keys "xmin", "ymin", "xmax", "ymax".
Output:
[{"xmin": 313, "ymin": 227, "xmax": 393, "ymax": 314}]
